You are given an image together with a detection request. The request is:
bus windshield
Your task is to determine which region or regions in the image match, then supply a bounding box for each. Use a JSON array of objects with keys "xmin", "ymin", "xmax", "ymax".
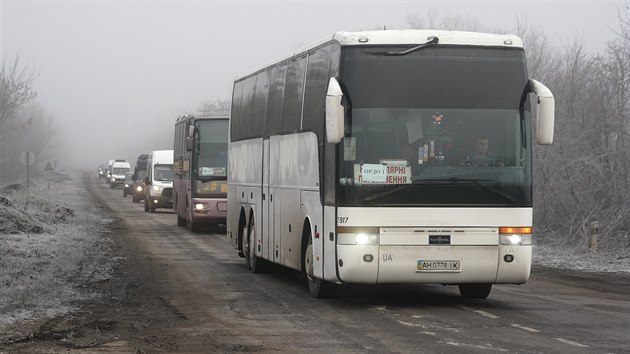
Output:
[
  {"xmin": 195, "ymin": 119, "xmax": 229, "ymax": 179},
  {"xmin": 337, "ymin": 46, "xmax": 532, "ymax": 207}
]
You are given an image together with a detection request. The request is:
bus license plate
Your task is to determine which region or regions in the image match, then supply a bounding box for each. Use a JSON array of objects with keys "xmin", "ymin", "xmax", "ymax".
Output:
[{"xmin": 417, "ymin": 260, "xmax": 460, "ymax": 272}]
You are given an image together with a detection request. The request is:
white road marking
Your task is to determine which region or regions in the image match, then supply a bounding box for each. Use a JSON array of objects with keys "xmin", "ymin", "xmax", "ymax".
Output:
[
  {"xmin": 459, "ymin": 305, "xmax": 500, "ymax": 319},
  {"xmin": 397, "ymin": 320, "xmax": 421, "ymax": 327},
  {"xmin": 441, "ymin": 340, "xmax": 509, "ymax": 352},
  {"xmin": 411, "ymin": 314, "xmax": 433, "ymax": 319},
  {"xmin": 554, "ymin": 338, "xmax": 589, "ymax": 348},
  {"xmin": 396, "ymin": 320, "xmax": 460, "ymax": 333},
  {"xmin": 510, "ymin": 323, "xmax": 541, "ymax": 333},
  {"xmin": 369, "ymin": 305, "xmax": 388, "ymax": 312}
]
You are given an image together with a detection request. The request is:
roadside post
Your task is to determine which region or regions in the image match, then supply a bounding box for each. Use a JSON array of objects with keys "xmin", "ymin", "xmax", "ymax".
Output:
[
  {"xmin": 44, "ymin": 161, "xmax": 55, "ymax": 189},
  {"xmin": 20, "ymin": 151, "xmax": 36, "ymax": 190},
  {"xmin": 589, "ymin": 221, "xmax": 599, "ymax": 251}
]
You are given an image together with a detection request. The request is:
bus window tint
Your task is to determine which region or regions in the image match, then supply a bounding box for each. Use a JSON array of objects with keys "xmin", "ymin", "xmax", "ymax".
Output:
[
  {"xmin": 266, "ymin": 64, "xmax": 287, "ymax": 136},
  {"xmin": 283, "ymin": 56, "xmax": 307, "ymax": 131}
]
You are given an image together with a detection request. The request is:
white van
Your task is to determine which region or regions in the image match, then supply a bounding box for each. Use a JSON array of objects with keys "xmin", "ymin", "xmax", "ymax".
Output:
[
  {"xmin": 143, "ymin": 150, "xmax": 174, "ymax": 213},
  {"xmin": 109, "ymin": 160, "xmax": 131, "ymax": 188}
]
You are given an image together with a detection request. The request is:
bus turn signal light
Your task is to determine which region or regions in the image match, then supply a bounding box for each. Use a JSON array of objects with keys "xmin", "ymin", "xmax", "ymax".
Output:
[{"xmin": 499, "ymin": 227, "xmax": 532, "ymax": 234}]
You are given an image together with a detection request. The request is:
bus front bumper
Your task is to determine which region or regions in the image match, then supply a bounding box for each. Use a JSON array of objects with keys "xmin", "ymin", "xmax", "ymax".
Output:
[
  {"xmin": 336, "ymin": 244, "xmax": 531, "ymax": 285},
  {"xmin": 191, "ymin": 198, "xmax": 227, "ymax": 223}
]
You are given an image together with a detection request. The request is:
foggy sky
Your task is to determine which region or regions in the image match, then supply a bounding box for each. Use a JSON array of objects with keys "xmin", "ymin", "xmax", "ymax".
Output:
[{"xmin": 0, "ymin": 0, "xmax": 624, "ymax": 169}]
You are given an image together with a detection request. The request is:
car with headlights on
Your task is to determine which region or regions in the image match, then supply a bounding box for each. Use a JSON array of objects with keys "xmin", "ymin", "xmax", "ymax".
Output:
[{"xmin": 123, "ymin": 172, "xmax": 134, "ymax": 197}]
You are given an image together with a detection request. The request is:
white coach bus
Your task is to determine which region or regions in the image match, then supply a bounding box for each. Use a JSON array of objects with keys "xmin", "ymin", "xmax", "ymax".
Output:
[{"xmin": 227, "ymin": 30, "xmax": 554, "ymax": 299}]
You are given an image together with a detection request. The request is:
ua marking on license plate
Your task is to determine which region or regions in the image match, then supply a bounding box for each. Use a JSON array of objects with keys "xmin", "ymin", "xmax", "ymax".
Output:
[{"xmin": 417, "ymin": 260, "xmax": 460, "ymax": 272}]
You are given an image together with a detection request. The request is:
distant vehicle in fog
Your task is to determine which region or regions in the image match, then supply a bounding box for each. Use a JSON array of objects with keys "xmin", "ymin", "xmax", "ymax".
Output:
[
  {"xmin": 109, "ymin": 160, "xmax": 131, "ymax": 188},
  {"xmin": 132, "ymin": 154, "xmax": 149, "ymax": 203},
  {"xmin": 123, "ymin": 172, "xmax": 134, "ymax": 197},
  {"xmin": 98, "ymin": 164, "xmax": 108, "ymax": 179},
  {"xmin": 143, "ymin": 150, "xmax": 174, "ymax": 213},
  {"xmin": 173, "ymin": 112, "xmax": 229, "ymax": 232}
]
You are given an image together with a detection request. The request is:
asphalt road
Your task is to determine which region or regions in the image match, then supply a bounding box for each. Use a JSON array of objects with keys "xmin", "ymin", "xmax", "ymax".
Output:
[{"xmin": 79, "ymin": 174, "xmax": 630, "ymax": 353}]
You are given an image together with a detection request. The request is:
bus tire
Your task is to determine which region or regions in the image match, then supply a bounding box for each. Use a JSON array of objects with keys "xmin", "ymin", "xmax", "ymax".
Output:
[
  {"xmin": 187, "ymin": 205, "xmax": 200, "ymax": 232},
  {"xmin": 458, "ymin": 284, "xmax": 492, "ymax": 299},
  {"xmin": 177, "ymin": 214, "xmax": 187, "ymax": 227},
  {"xmin": 246, "ymin": 217, "xmax": 269, "ymax": 273},
  {"xmin": 303, "ymin": 230, "xmax": 336, "ymax": 298}
]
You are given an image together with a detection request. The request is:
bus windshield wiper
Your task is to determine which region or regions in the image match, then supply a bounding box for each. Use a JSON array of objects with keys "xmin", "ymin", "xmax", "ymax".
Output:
[
  {"xmin": 367, "ymin": 36, "xmax": 439, "ymax": 56},
  {"xmin": 196, "ymin": 175, "xmax": 226, "ymax": 182},
  {"xmin": 364, "ymin": 180, "xmax": 433, "ymax": 202},
  {"xmin": 416, "ymin": 177, "xmax": 518, "ymax": 203}
]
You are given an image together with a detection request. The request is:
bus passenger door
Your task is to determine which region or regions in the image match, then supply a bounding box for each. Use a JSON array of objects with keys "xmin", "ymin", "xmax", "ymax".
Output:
[
  {"xmin": 269, "ymin": 136, "xmax": 281, "ymax": 263},
  {"xmin": 262, "ymin": 139, "xmax": 271, "ymax": 260}
]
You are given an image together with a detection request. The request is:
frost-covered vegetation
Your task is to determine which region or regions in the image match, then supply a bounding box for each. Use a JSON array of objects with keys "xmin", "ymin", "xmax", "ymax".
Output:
[{"xmin": 0, "ymin": 172, "xmax": 118, "ymax": 331}]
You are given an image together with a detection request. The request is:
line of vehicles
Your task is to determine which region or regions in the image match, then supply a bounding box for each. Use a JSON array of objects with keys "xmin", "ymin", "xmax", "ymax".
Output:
[
  {"xmin": 99, "ymin": 112, "xmax": 230, "ymax": 230},
  {"xmin": 99, "ymin": 151, "xmax": 176, "ymax": 213},
  {"xmin": 98, "ymin": 29, "xmax": 555, "ymax": 299}
]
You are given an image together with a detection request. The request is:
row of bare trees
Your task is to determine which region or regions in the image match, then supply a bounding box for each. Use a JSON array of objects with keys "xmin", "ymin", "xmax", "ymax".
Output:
[
  {"xmin": 408, "ymin": 9, "xmax": 630, "ymax": 251},
  {"xmin": 528, "ymin": 11, "xmax": 630, "ymax": 250},
  {"xmin": 0, "ymin": 58, "xmax": 58, "ymax": 182}
]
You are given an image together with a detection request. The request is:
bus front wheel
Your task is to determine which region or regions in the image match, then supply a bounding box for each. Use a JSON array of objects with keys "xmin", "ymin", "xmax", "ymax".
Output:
[
  {"xmin": 458, "ymin": 284, "xmax": 492, "ymax": 299},
  {"xmin": 186, "ymin": 204, "xmax": 200, "ymax": 232},
  {"xmin": 303, "ymin": 231, "xmax": 336, "ymax": 298}
]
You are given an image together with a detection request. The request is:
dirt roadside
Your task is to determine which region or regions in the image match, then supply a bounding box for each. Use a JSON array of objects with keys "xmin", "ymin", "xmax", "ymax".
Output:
[{"xmin": 1, "ymin": 174, "xmax": 187, "ymax": 353}]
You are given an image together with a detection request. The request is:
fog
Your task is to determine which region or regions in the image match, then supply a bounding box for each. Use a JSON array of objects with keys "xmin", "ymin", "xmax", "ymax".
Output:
[{"xmin": 0, "ymin": 0, "xmax": 622, "ymax": 169}]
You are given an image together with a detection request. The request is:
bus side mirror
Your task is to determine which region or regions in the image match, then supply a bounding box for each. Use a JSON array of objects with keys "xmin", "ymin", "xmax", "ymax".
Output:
[
  {"xmin": 185, "ymin": 137, "xmax": 193, "ymax": 151},
  {"xmin": 530, "ymin": 79, "xmax": 555, "ymax": 145},
  {"xmin": 186, "ymin": 125, "xmax": 195, "ymax": 151},
  {"xmin": 325, "ymin": 77, "xmax": 345, "ymax": 144}
]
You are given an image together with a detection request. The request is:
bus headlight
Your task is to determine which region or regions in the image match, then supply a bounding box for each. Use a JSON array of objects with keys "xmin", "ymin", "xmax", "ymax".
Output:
[
  {"xmin": 337, "ymin": 227, "xmax": 379, "ymax": 245},
  {"xmin": 194, "ymin": 203, "xmax": 206, "ymax": 210},
  {"xmin": 499, "ymin": 227, "xmax": 532, "ymax": 245},
  {"xmin": 152, "ymin": 185, "xmax": 163, "ymax": 192}
]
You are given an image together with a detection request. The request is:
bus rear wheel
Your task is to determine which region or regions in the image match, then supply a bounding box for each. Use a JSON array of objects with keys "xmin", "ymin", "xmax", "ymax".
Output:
[
  {"xmin": 458, "ymin": 284, "xmax": 492, "ymax": 299},
  {"xmin": 304, "ymin": 231, "xmax": 336, "ymax": 298},
  {"xmin": 245, "ymin": 217, "xmax": 269, "ymax": 273}
]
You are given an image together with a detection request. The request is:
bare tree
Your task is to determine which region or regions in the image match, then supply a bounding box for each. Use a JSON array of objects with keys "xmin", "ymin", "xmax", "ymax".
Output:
[
  {"xmin": 0, "ymin": 58, "xmax": 60, "ymax": 182},
  {"xmin": 406, "ymin": 9, "xmax": 440, "ymax": 29},
  {"xmin": 0, "ymin": 57, "xmax": 38, "ymax": 182},
  {"xmin": 406, "ymin": 9, "xmax": 503, "ymax": 33},
  {"xmin": 18, "ymin": 104, "xmax": 61, "ymax": 170},
  {"xmin": 0, "ymin": 57, "xmax": 37, "ymax": 127},
  {"xmin": 531, "ymin": 7, "xmax": 630, "ymax": 251},
  {"xmin": 198, "ymin": 97, "xmax": 231, "ymax": 113}
]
